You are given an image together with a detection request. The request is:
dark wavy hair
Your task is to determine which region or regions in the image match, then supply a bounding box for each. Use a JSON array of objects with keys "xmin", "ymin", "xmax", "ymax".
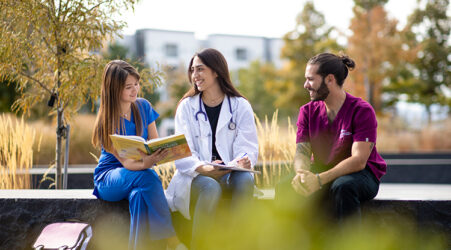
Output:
[
  {"xmin": 180, "ymin": 48, "xmax": 243, "ymax": 101},
  {"xmin": 308, "ymin": 53, "xmax": 356, "ymax": 86}
]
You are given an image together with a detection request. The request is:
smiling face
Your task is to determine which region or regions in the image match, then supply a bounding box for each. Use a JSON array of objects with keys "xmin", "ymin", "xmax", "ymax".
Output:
[
  {"xmin": 120, "ymin": 75, "xmax": 139, "ymax": 104},
  {"xmin": 304, "ymin": 64, "xmax": 330, "ymax": 101},
  {"xmin": 190, "ymin": 56, "xmax": 218, "ymax": 92}
]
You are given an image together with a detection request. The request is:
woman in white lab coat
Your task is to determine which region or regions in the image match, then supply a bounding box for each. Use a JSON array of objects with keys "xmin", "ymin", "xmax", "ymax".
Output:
[{"xmin": 165, "ymin": 48, "xmax": 259, "ymax": 249}]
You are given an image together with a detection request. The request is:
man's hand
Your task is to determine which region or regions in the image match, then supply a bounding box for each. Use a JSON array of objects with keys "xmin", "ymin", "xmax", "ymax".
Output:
[
  {"xmin": 291, "ymin": 169, "xmax": 321, "ymax": 196},
  {"xmin": 291, "ymin": 173, "xmax": 308, "ymax": 195}
]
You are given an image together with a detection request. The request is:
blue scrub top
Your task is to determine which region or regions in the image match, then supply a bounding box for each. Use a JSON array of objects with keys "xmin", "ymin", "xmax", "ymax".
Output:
[{"xmin": 93, "ymin": 98, "xmax": 159, "ymax": 184}]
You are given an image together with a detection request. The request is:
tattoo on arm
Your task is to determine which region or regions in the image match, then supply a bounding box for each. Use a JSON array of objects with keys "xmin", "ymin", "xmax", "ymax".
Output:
[
  {"xmin": 294, "ymin": 142, "xmax": 312, "ymax": 170},
  {"xmin": 369, "ymin": 142, "xmax": 375, "ymax": 152}
]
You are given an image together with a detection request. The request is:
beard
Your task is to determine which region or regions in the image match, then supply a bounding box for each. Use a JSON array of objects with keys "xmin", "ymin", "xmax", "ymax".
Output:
[{"xmin": 309, "ymin": 78, "xmax": 329, "ymax": 101}]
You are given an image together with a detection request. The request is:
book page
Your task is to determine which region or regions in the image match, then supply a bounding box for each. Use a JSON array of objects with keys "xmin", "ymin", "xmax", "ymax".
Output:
[
  {"xmin": 109, "ymin": 134, "xmax": 192, "ymax": 164},
  {"xmin": 110, "ymin": 135, "xmax": 148, "ymax": 160},
  {"xmin": 111, "ymin": 134, "xmax": 146, "ymax": 143}
]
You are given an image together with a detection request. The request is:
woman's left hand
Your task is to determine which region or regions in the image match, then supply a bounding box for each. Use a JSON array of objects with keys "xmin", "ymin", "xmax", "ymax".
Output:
[
  {"xmin": 140, "ymin": 148, "xmax": 170, "ymax": 169},
  {"xmin": 236, "ymin": 156, "xmax": 251, "ymax": 169}
]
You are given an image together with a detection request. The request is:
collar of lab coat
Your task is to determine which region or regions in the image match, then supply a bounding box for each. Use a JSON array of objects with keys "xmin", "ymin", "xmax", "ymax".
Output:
[{"xmin": 188, "ymin": 93, "xmax": 237, "ymax": 133}]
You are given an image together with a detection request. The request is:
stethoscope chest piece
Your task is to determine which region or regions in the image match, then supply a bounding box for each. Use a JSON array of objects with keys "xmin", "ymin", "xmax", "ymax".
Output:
[{"xmin": 228, "ymin": 121, "xmax": 236, "ymax": 130}]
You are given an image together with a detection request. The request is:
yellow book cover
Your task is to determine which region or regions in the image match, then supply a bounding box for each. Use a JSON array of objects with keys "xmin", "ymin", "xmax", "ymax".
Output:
[{"xmin": 109, "ymin": 134, "xmax": 192, "ymax": 164}]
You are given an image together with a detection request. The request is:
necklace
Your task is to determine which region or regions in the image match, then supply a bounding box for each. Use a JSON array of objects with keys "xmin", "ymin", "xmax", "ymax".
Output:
[
  {"xmin": 121, "ymin": 108, "xmax": 131, "ymax": 118},
  {"xmin": 203, "ymin": 93, "xmax": 224, "ymax": 106}
]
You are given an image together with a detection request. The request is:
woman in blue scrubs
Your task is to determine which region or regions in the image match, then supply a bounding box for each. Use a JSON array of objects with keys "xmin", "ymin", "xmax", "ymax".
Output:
[{"xmin": 92, "ymin": 60, "xmax": 176, "ymax": 250}]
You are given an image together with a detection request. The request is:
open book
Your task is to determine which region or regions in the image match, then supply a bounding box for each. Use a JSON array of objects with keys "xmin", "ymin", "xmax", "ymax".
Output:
[
  {"xmin": 109, "ymin": 134, "xmax": 192, "ymax": 164},
  {"xmin": 203, "ymin": 162, "xmax": 260, "ymax": 174}
]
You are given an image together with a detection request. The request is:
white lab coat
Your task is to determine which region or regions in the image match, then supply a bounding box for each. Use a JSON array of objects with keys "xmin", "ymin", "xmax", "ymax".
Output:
[{"xmin": 165, "ymin": 94, "xmax": 259, "ymax": 219}]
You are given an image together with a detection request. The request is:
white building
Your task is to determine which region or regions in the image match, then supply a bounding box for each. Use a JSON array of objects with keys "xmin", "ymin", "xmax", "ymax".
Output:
[
  {"xmin": 135, "ymin": 29, "xmax": 199, "ymax": 69},
  {"xmin": 122, "ymin": 28, "xmax": 284, "ymax": 71},
  {"xmin": 206, "ymin": 34, "xmax": 283, "ymax": 70},
  {"xmin": 115, "ymin": 29, "xmax": 285, "ymax": 136}
]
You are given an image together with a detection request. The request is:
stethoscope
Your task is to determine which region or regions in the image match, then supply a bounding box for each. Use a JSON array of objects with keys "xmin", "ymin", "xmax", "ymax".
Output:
[{"xmin": 195, "ymin": 93, "xmax": 236, "ymax": 130}]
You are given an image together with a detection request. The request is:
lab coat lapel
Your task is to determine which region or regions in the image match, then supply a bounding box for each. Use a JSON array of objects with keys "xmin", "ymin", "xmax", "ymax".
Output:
[
  {"xmin": 189, "ymin": 94, "xmax": 212, "ymax": 160},
  {"xmin": 216, "ymin": 95, "xmax": 233, "ymax": 133}
]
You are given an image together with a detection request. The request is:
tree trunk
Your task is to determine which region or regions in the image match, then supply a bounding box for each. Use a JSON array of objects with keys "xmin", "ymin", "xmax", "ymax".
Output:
[
  {"xmin": 55, "ymin": 106, "xmax": 63, "ymax": 189},
  {"xmin": 364, "ymin": 73, "xmax": 374, "ymax": 107},
  {"xmin": 426, "ymin": 105, "xmax": 431, "ymax": 125},
  {"xmin": 55, "ymin": 47, "xmax": 63, "ymax": 189}
]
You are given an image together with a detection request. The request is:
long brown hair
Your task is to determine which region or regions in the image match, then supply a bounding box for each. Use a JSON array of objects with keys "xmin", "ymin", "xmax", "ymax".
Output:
[
  {"xmin": 180, "ymin": 48, "xmax": 244, "ymax": 102},
  {"xmin": 92, "ymin": 60, "xmax": 143, "ymax": 152}
]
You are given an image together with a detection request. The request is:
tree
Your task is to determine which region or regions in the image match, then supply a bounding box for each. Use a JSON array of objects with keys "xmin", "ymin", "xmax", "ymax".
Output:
[
  {"xmin": 0, "ymin": 77, "xmax": 19, "ymax": 113},
  {"xmin": 0, "ymin": 0, "xmax": 161, "ymax": 188},
  {"xmin": 156, "ymin": 64, "xmax": 190, "ymax": 119},
  {"xmin": 278, "ymin": 1, "xmax": 342, "ymax": 117},
  {"xmin": 237, "ymin": 60, "xmax": 279, "ymax": 119},
  {"xmin": 347, "ymin": 0, "xmax": 402, "ymax": 113},
  {"xmin": 385, "ymin": 0, "xmax": 450, "ymax": 122},
  {"xmin": 104, "ymin": 42, "xmax": 130, "ymax": 60}
]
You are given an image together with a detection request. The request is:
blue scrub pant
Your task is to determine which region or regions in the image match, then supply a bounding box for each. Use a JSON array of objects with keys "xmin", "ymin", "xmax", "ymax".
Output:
[
  {"xmin": 189, "ymin": 171, "xmax": 254, "ymax": 249},
  {"xmin": 95, "ymin": 167, "xmax": 175, "ymax": 250}
]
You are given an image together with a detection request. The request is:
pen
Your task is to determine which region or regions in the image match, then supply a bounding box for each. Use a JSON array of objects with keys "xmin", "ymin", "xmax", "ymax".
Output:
[{"xmin": 240, "ymin": 153, "xmax": 247, "ymax": 159}]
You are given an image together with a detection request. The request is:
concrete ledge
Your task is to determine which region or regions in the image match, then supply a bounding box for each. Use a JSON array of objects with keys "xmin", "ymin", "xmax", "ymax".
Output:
[
  {"xmin": 0, "ymin": 195, "xmax": 129, "ymax": 250},
  {"xmin": 0, "ymin": 189, "xmax": 97, "ymax": 199},
  {"xmin": 1, "ymin": 185, "xmax": 450, "ymax": 249},
  {"xmin": 256, "ymin": 184, "xmax": 451, "ymax": 200}
]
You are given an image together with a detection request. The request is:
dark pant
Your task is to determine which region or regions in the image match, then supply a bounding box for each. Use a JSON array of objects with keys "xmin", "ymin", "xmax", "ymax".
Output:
[{"xmin": 275, "ymin": 166, "xmax": 379, "ymax": 221}]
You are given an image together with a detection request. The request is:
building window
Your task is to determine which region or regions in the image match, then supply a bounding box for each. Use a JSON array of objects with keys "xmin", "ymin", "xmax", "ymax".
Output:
[
  {"xmin": 165, "ymin": 44, "xmax": 178, "ymax": 57},
  {"xmin": 235, "ymin": 48, "xmax": 247, "ymax": 61}
]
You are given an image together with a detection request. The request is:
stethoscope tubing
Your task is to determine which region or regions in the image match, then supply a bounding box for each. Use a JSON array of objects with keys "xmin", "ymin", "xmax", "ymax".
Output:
[{"xmin": 195, "ymin": 93, "xmax": 236, "ymax": 130}]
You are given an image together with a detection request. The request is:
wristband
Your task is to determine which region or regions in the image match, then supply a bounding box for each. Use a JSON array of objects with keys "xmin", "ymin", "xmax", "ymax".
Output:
[{"xmin": 315, "ymin": 173, "xmax": 322, "ymax": 189}]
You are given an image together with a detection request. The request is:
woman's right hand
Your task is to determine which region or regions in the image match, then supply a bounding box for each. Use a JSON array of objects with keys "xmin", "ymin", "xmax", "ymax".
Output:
[
  {"xmin": 139, "ymin": 148, "xmax": 170, "ymax": 169},
  {"xmin": 196, "ymin": 160, "xmax": 231, "ymax": 179}
]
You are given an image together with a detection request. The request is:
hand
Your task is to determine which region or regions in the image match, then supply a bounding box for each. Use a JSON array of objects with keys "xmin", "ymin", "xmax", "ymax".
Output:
[
  {"xmin": 139, "ymin": 148, "xmax": 170, "ymax": 169},
  {"xmin": 212, "ymin": 159, "xmax": 223, "ymax": 164},
  {"xmin": 196, "ymin": 161, "xmax": 231, "ymax": 180},
  {"xmin": 236, "ymin": 156, "xmax": 251, "ymax": 169},
  {"xmin": 291, "ymin": 173, "xmax": 308, "ymax": 196},
  {"xmin": 291, "ymin": 169, "xmax": 320, "ymax": 196}
]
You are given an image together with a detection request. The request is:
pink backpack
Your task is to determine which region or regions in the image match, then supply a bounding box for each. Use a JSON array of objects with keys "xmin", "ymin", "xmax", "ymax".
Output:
[{"xmin": 33, "ymin": 222, "xmax": 92, "ymax": 250}]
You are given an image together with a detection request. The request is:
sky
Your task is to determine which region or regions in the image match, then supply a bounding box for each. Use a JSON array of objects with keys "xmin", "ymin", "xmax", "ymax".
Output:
[
  {"xmin": 118, "ymin": 0, "xmax": 449, "ymax": 122},
  {"xmin": 120, "ymin": 0, "xmax": 421, "ymax": 40}
]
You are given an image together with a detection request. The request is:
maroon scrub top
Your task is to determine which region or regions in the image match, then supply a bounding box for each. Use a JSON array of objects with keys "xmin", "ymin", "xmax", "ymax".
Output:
[{"xmin": 296, "ymin": 92, "xmax": 386, "ymax": 180}]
